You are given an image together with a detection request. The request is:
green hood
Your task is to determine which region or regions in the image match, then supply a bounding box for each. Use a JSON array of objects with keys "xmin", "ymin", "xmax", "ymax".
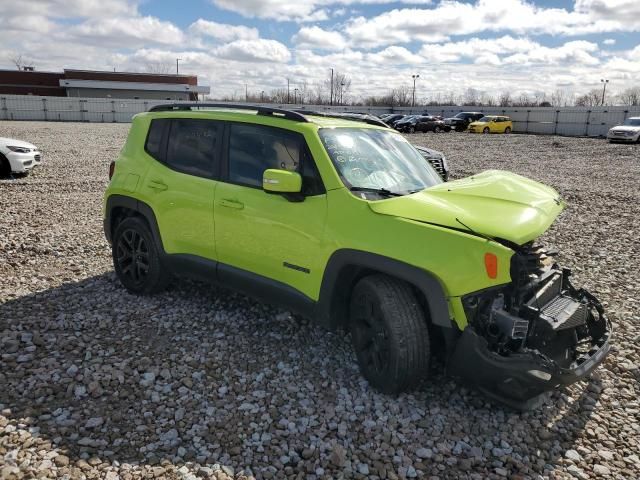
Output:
[{"xmin": 369, "ymin": 170, "xmax": 565, "ymax": 245}]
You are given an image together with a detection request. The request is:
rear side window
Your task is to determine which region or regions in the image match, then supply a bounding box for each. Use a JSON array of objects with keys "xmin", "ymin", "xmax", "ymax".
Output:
[
  {"xmin": 227, "ymin": 123, "xmax": 324, "ymax": 195},
  {"xmin": 166, "ymin": 119, "xmax": 219, "ymax": 178},
  {"xmin": 145, "ymin": 119, "xmax": 169, "ymax": 160},
  {"xmin": 145, "ymin": 118, "xmax": 220, "ymax": 178}
]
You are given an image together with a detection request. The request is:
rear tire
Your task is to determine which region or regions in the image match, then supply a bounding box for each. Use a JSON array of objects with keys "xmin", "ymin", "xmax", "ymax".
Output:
[
  {"xmin": 409, "ymin": 126, "xmax": 416, "ymax": 134},
  {"xmin": 112, "ymin": 216, "xmax": 171, "ymax": 294},
  {"xmin": 504, "ymin": 127, "xmax": 512, "ymax": 134},
  {"xmin": 0, "ymin": 154, "xmax": 11, "ymax": 178},
  {"xmin": 349, "ymin": 274, "xmax": 430, "ymax": 394},
  {"xmin": 483, "ymin": 127, "xmax": 490, "ymax": 134},
  {"xmin": 434, "ymin": 126, "xmax": 442, "ymax": 133}
]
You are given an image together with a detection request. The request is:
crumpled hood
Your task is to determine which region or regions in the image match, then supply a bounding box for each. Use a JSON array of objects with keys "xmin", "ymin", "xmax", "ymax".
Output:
[
  {"xmin": 369, "ymin": 170, "xmax": 565, "ymax": 245},
  {"xmin": 0, "ymin": 137, "xmax": 38, "ymax": 149}
]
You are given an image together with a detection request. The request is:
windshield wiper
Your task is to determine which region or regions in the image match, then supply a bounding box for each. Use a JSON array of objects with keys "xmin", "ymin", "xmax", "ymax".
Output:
[{"xmin": 349, "ymin": 186, "xmax": 404, "ymax": 197}]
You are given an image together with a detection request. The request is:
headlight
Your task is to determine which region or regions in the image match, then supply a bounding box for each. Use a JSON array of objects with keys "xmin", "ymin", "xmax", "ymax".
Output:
[{"xmin": 7, "ymin": 146, "xmax": 31, "ymax": 153}]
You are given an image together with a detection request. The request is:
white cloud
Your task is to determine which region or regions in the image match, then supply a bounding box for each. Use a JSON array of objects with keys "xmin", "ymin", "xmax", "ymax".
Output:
[
  {"xmin": 214, "ymin": 39, "xmax": 292, "ymax": 63},
  {"xmin": 603, "ymin": 38, "xmax": 616, "ymax": 45},
  {"xmin": 189, "ymin": 19, "xmax": 259, "ymax": 42},
  {"xmin": 366, "ymin": 46, "xmax": 424, "ymax": 65},
  {"xmin": 210, "ymin": 0, "xmax": 433, "ymax": 21},
  {"xmin": 344, "ymin": 0, "xmax": 640, "ymax": 48},
  {"xmin": 293, "ymin": 26, "xmax": 347, "ymax": 50},
  {"xmin": 503, "ymin": 41, "xmax": 600, "ymax": 66},
  {"xmin": 69, "ymin": 16, "xmax": 185, "ymax": 47}
]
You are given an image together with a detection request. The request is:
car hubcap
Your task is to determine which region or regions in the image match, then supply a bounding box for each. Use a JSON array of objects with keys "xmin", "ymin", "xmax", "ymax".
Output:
[
  {"xmin": 116, "ymin": 229, "xmax": 149, "ymax": 284},
  {"xmin": 353, "ymin": 295, "xmax": 389, "ymax": 375}
]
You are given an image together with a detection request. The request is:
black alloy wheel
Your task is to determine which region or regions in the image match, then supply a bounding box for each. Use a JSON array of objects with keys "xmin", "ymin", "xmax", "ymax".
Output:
[
  {"xmin": 349, "ymin": 275, "xmax": 431, "ymax": 394},
  {"xmin": 112, "ymin": 216, "xmax": 170, "ymax": 294}
]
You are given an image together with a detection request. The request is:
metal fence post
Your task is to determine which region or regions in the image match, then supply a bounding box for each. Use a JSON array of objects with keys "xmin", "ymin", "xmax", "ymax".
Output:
[
  {"xmin": 553, "ymin": 110, "xmax": 559, "ymax": 135},
  {"xmin": 112, "ymin": 100, "xmax": 116, "ymax": 123},
  {"xmin": 585, "ymin": 110, "xmax": 591, "ymax": 136},
  {"xmin": 526, "ymin": 110, "xmax": 531, "ymax": 133},
  {"xmin": 80, "ymin": 99, "xmax": 86, "ymax": 122},
  {"xmin": 42, "ymin": 98, "xmax": 48, "ymax": 121},
  {"xmin": 1, "ymin": 97, "xmax": 7, "ymax": 120}
]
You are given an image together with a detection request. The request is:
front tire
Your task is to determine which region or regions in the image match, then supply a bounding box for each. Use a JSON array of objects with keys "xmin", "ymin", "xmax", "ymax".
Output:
[
  {"xmin": 409, "ymin": 126, "xmax": 416, "ymax": 133},
  {"xmin": 112, "ymin": 216, "xmax": 170, "ymax": 294},
  {"xmin": 483, "ymin": 127, "xmax": 490, "ymax": 134},
  {"xmin": 349, "ymin": 275, "xmax": 430, "ymax": 394},
  {"xmin": 434, "ymin": 126, "xmax": 442, "ymax": 133},
  {"xmin": 0, "ymin": 154, "xmax": 11, "ymax": 178}
]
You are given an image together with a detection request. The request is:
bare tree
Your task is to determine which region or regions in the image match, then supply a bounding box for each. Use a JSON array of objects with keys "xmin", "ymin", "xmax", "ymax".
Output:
[
  {"xmin": 574, "ymin": 89, "xmax": 602, "ymax": 107},
  {"xmin": 533, "ymin": 91, "xmax": 547, "ymax": 106},
  {"xmin": 498, "ymin": 91, "xmax": 512, "ymax": 107},
  {"xmin": 9, "ymin": 53, "xmax": 35, "ymax": 71},
  {"xmin": 462, "ymin": 88, "xmax": 480, "ymax": 106},
  {"xmin": 323, "ymin": 71, "xmax": 351, "ymax": 105},
  {"xmin": 617, "ymin": 87, "xmax": 640, "ymax": 106},
  {"xmin": 550, "ymin": 89, "xmax": 568, "ymax": 107}
]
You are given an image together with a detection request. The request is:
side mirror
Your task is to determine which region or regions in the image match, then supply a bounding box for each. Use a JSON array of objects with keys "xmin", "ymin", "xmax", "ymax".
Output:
[{"xmin": 263, "ymin": 169, "xmax": 302, "ymax": 194}]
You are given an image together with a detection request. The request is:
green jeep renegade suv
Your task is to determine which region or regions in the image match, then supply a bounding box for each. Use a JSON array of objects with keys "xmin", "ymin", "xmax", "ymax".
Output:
[{"xmin": 104, "ymin": 104, "xmax": 611, "ymax": 409}]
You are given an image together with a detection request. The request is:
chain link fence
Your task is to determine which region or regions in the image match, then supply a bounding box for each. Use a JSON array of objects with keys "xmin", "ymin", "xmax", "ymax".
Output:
[{"xmin": 2, "ymin": 94, "xmax": 639, "ymax": 137}]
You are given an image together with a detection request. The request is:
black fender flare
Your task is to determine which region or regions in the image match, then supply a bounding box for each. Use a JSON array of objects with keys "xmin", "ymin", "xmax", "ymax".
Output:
[
  {"xmin": 316, "ymin": 249, "xmax": 454, "ymax": 330},
  {"xmin": 104, "ymin": 194, "xmax": 164, "ymax": 252}
]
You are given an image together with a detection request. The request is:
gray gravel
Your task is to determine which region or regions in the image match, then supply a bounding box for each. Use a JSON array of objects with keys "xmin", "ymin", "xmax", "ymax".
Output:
[{"xmin": 1, "ymin": 122, "xmax": 639, "ymax": 479}]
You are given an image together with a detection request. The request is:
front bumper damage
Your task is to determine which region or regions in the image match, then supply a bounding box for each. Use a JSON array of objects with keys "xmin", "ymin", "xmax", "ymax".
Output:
[{"xmin": 449, "ymin": 244, "xmax": 612, "ymax": 410}]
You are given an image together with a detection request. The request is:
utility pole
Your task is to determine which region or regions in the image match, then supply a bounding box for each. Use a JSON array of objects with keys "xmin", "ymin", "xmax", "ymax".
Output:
[
  {"xmin": 411, "ymin": 74, "xmax": 420, "ymax": 109},
  {"xmin": 287, "ymin": 78, "xmax": 290, "ymax": 103},
  {"xmin": 245, "ymin": 84, "xmax": 248, "ymax": 102},
  {"xmin": 294, "ymin": 88, "xmax": 299, "ymax": 104},
  {"xmin": 261, "ymin": 90, "xmax": 265, "ymax": 102},
  {"xmin": 176, "ymin": 58, "xmax": 181, "ymax": 75},
  {"xmin": 330, "ymin": 68, "xmax": 334, "ymax": 106},
  {"xmin": 600, "ymin": 79, "xmax": 609, "ymax": 106},
  {"xmin": 340, "ymin": 82, "xmax": 345, "ymax": 105}
]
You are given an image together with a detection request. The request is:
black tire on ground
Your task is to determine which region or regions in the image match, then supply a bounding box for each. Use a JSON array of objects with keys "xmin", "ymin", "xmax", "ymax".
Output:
[
  {"xmin": 349, "ymin": 274, "xmax": 430, "ymax": 394},
  {"xmin": 0, "ymin": 154, "xmax": 11, "ymax": 178},
  {"xmin": 112, "ymin": 216, "xmax": 171, "ymax": 294},
  {"xmin": 483, "ymin": 127, "xmax": 490, "ymax": 134},
  {"xmin": 434, "ymin": 126, "xmax": 442, "ymax": 133},
  {"xmin": 504, "ymin": 127, "xmax": 512, "ymax": 134},
  {"xmin": 409, "ymin": 126, "xmax": 416, "ymax": 133}
]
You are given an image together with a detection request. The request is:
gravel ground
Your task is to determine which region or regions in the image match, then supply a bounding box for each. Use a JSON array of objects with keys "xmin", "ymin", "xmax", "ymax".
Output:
[{"xmin": 1, "ymin": 122, "xmax": 639, "ymax": 480}]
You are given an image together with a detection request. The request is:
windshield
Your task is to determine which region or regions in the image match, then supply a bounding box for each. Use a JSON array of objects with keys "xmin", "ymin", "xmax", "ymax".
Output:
[
  {"xmin": 319, "ymin": 128, "xmax": 443, "ymax": 196},
  {"xmin": 454, "ymin": 113, "xmax": 467, "ymax": 119},
  {"xmin": 623, "ymin": 118, "xmax": 640, "ymax": 126},
  {"xmin": 478, "ymin": 116, "xmax": 493, "ymax": 122}
]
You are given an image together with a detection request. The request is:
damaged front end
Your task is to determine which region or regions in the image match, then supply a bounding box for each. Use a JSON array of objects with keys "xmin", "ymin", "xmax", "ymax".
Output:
[{"xmin": 449, "ymin": 244, "xmax": 612, "ymax": 410}]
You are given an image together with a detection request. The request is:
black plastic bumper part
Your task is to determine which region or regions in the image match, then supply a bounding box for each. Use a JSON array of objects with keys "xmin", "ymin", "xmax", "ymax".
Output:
[{"xmin": 448, "ymin": 324, "xmax": 611, "ymax": 410}]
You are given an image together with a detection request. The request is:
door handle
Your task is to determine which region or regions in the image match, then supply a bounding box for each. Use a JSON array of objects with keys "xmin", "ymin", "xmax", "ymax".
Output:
[
  {"xmin": 220, "ymin": 198, "xmax": 244, "ymax": 210},
  {"xmin": 148, "ymin": 179, "xmax": 168, "ymax": 191}
]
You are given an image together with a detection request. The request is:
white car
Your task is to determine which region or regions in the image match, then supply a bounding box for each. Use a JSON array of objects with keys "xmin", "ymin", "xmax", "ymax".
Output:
[
  {"xmin": 607, "ymin": 117, "xmax": 640, "ymax": 143},
  {"xmin": 0, "ymin": 137, "xmax": 42, "ymax": 176}
]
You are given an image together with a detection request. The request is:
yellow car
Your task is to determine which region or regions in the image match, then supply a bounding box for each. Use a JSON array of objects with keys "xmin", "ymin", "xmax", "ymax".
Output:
[{"xmin": 468, "ymin": 115, "xmax": 513, "ymax": 134}]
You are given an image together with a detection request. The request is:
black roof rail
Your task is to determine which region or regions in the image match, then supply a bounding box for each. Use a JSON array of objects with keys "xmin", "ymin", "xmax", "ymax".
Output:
[
  {"xmin": 294, "ymin": 110, "xmax": 390, "ymax": 128},
  {"xmin": 148, "ymin": 103, "xmax": 309, "ymax": 123}
]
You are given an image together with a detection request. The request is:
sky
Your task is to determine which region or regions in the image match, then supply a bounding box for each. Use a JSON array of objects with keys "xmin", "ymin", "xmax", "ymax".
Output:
[{"xmin": 1, "ymin": 0, "xmax": 639, "ymax": 103}]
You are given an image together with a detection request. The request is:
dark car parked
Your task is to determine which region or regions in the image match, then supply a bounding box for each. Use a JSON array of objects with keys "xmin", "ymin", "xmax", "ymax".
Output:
[
  {"xmin": 382, "ymin": 114, "xmax": 406, "ymax": 127},
  {"xmin": 414, "ymin": 145, "xmax": 449, "ymax": 181},
  {"xmin": 395, "ymin": 115, "xmax": 432, "ymax": 133},
  {"xmin": 443, "ymin": 112, "xmax": 484, "ymax": 131},
  {"xmin": 415, "ymin": 116, "xmax": 446, "ymax": 133}
]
